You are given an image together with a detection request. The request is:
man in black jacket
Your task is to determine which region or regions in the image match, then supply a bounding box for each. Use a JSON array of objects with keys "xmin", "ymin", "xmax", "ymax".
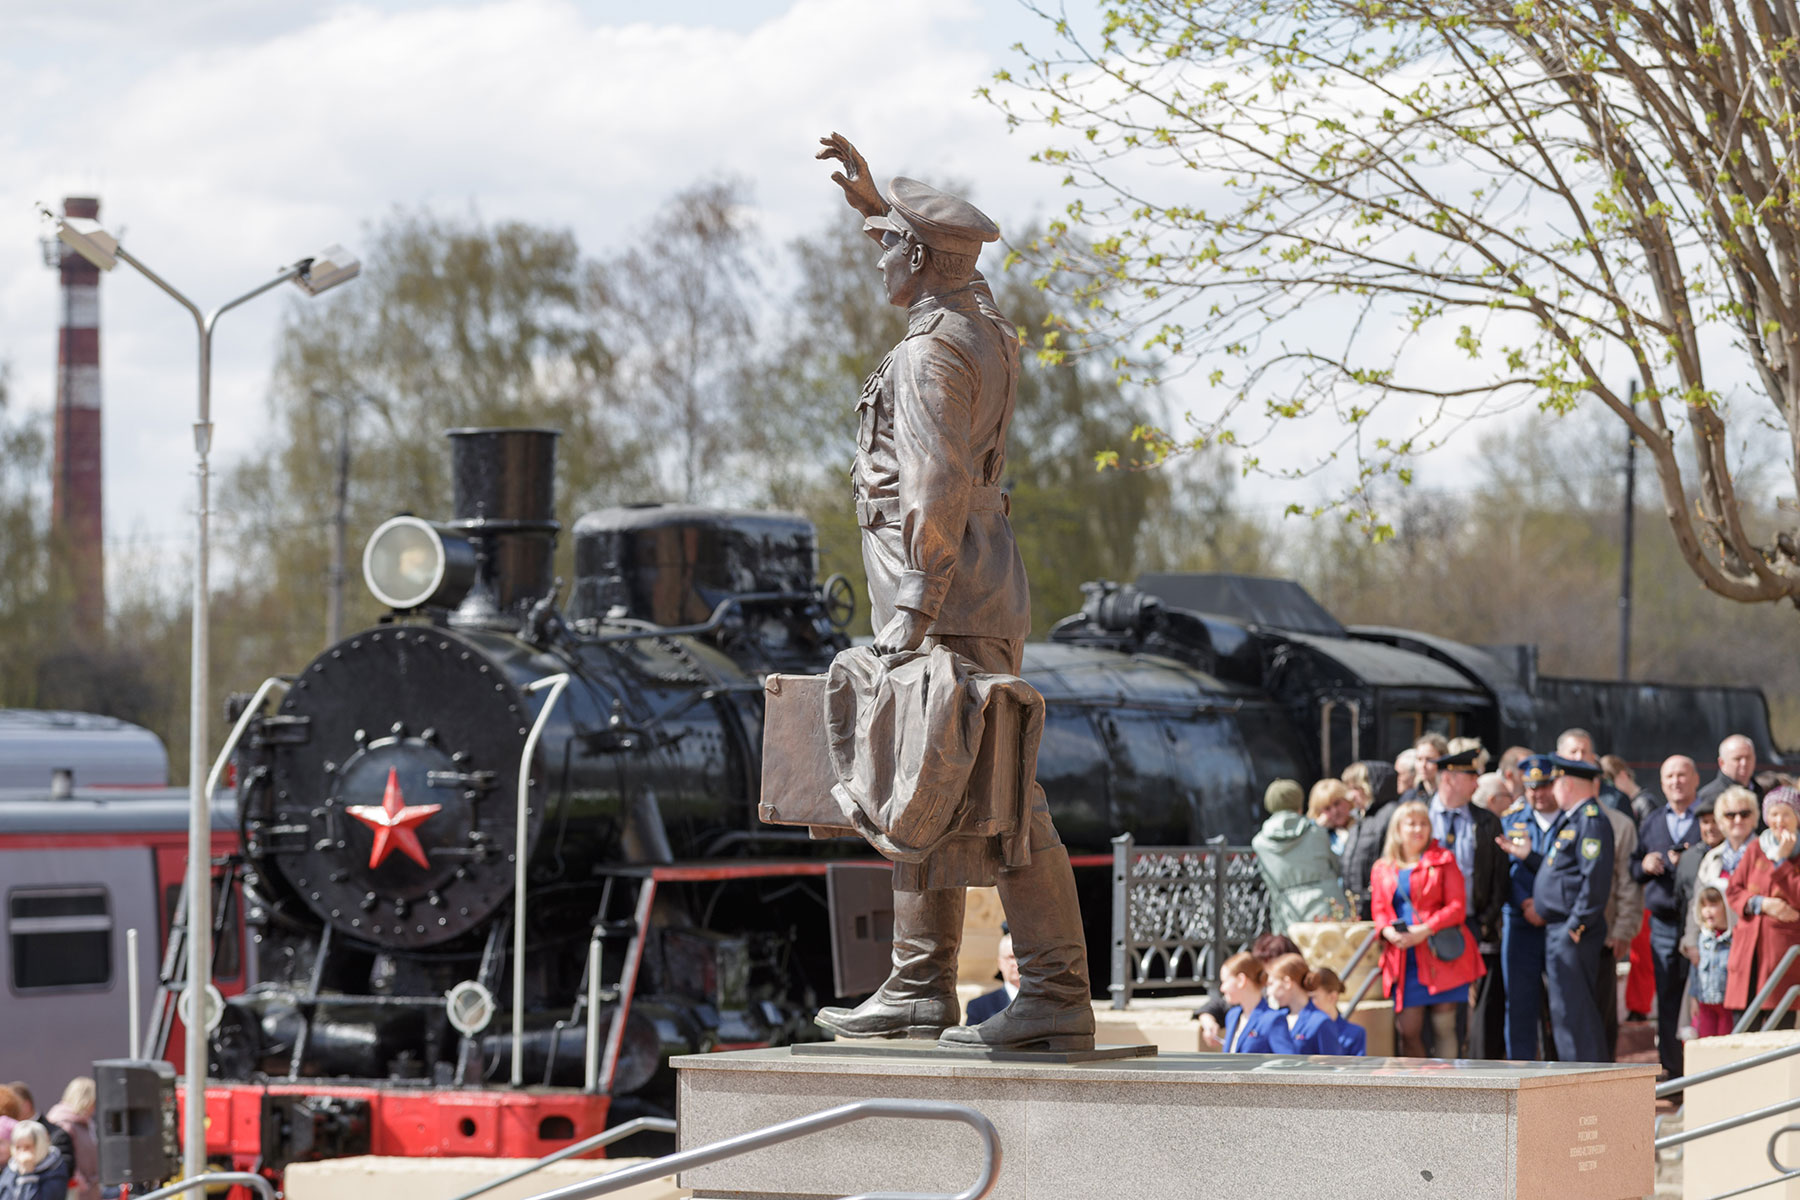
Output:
[
  {"xmin": 1635, "ymin": 755, "xmax": 1704, "ymax": 1080},
  {"xmin": 1698, "ymin": 734, "xmax": 1764, "ymax": 809},
  {"xmin": 1431, "ymin": 743, "xmax": 1508, "ymax": 1056}
]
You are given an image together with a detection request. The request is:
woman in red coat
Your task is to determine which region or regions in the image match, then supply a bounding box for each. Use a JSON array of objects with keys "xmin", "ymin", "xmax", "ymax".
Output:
[
  {"xmin": 1371, "ymin": 800, "xmax": 1486, "ymax": 1057},
  {"xmin": 1725, "ymin": 787, "xmax": 1800, "ymax": 1021}
]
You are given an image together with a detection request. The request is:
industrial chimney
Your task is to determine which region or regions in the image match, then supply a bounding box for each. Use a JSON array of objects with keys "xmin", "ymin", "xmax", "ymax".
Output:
[{"xmin": 50, "ymin": 196, "xmax": 105, "ymax": 636}]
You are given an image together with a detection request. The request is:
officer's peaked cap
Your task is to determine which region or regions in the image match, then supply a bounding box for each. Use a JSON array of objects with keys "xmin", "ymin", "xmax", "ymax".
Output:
[
  {"xmin": 1548, "ymin": 755, "xmax": 1602, "ymax": 781},
  {"xmin": 863, "ymin": 177, "xmax": 1000, "ymax": 258},
  {"xmin": 1439, "ymin": 746, "xmax": 1482, "ymax": 773},
  {"xmin": 1519, "ymin": 754, "xmax": 1558, "ymax": 788}
]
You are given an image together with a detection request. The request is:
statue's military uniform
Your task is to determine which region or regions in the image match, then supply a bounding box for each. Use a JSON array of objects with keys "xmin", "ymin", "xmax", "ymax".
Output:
[{"xmin": 814, "ymin": 176, "xmax": 1093, "ymax": 1052}]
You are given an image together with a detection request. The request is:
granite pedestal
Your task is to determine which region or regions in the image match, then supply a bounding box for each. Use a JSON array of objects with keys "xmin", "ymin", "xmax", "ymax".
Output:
[{"xmin": 674, "ymin": 1047, "xmax": 1654, "ymax": 1200}]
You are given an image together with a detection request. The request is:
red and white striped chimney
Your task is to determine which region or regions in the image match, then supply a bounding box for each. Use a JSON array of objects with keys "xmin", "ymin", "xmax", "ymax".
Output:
[{"xmin": 53, "ymin": 195, "xmax": 105, "ymax": 637}]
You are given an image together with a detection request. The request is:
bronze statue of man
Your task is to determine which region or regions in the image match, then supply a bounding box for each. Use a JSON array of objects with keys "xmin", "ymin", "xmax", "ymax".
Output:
[{"xmin": 811, "ymin": 134, "xmax": 1094, "ymax": 1052}]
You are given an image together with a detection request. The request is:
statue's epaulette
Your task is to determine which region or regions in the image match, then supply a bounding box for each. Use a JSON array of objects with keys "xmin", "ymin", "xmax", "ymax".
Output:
[{"xmin": 905, "ymin": 311, "xmax": 947, "ymax": 340}]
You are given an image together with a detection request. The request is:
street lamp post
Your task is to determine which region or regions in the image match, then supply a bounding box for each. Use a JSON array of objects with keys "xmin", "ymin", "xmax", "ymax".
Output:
[{"xmin": 41, "ymin": 207, "xmax": 358, "ymax": 1179}]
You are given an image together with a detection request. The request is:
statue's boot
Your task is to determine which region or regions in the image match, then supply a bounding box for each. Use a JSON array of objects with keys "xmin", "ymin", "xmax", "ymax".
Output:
[
  {"xmin": 939, "ymin": 845, "xmax": 1094, "ymax": 1051},
  {"xmin": 814, "ymin": 886, "xmax": 964, "ymax": 1039}
]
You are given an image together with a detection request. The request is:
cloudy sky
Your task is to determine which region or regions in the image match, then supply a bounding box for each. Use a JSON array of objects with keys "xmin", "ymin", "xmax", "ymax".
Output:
[{"xmin": 2, "ymin": 0, "xmax": 1085, "ymax": 565}]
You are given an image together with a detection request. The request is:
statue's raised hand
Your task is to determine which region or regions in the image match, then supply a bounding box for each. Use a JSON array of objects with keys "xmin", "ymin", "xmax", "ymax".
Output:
[{"xmin": 817, "ymin": 132, "xmax": 884, "ymax": 218}]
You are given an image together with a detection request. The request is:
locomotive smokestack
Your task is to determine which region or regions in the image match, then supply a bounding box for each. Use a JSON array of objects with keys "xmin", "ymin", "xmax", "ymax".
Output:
[
  {"xmin": 51, "ymin": 196, "xmax": 105, "ymax": 637},
  {"xmin": 446, "ymin": 427, "xmax": 560, "ymax": 626}
]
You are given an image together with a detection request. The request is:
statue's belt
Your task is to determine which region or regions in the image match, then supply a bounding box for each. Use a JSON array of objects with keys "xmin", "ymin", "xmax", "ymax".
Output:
[{"xmin": 857, "ymin": 486, "xmax": 1008, "ymax": 527}]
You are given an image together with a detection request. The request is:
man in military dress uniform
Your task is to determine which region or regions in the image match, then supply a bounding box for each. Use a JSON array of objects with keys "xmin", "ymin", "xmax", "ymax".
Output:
[
  {"xmin": 809, "ymin": 134, "xmax": 1095, "ymax": 1052},
  {"xmin": 1496, "ymin": 756, "xmax": 1560, "ymax": 1059},
  {"xmin": 1502, "ymin": 755, "xmax": 1615, "ymax": 1061}
]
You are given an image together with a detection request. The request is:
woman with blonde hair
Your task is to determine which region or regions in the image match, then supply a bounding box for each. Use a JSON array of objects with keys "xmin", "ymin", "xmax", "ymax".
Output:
[
  {"xmin": 46, "ymin": 1080, "xmax": 97, "ymax": 1200},
  {"xmin": 1370, "ymin": 799, "xmax": 1486, "ymax": 1057}
]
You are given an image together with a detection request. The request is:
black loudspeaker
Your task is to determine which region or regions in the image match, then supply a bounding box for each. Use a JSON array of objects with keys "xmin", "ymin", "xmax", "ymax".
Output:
[{"xmin": 94, "ymin": 1059, "xmax": 178, "ymax": 1189}]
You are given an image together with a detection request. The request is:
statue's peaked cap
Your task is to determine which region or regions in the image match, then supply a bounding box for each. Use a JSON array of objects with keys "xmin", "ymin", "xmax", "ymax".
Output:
[{"xmin": 863, "ymin": 176, "xmax": 1000, "ymax": 258}]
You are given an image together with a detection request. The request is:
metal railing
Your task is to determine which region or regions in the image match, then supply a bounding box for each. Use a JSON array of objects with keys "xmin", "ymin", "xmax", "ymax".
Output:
[
  {"xmin": 133, "ymin": 1173, "xmax": 276, "ymax": 1200},
  {"xmin": 512, "ymin": 1099, "xmax": 1000, "ymax": 1200},
  {"xmin": 1730, "ymin": 946, "xmax": 1800, "ymax": 1034},
  {"xmin": 446, "ymin": 1117, "xmax": 679, "ymax": 1200},
  {"xmin": 1652, "ymin": 967, "xmax": 1800, "ymax": 1196},
  {"xmin": 1110, "ymin": 834, "xmax": 1271, "ymax": 1007},
  {"xmin": 1339, "ymin": 926, "xmax": 1384, "ymax": 1018}
]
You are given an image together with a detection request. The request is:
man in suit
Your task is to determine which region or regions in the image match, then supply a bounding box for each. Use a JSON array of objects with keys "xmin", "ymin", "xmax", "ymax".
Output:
[
  {"xmin": 966, "ymin": 929, "xmax": 1019, "ymax": 1025},
  {"xmin": 1431, "ymin": 742, "xmax": 1507, "ymax": 1056},
  {"xmin": 1635, "ymin": 755, "xmax": 1704, "ymax": 1080}
]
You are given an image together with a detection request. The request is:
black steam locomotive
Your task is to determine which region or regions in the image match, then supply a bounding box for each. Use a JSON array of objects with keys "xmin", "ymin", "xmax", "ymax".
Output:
[{"xmin": 205, "ymin": 427, "xmax": 1784, "ymax": 1167}]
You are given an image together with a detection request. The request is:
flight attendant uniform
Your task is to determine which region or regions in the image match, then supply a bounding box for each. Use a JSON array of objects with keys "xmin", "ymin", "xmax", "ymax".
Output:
[
  {"xmin": 1280, "ymin": 1000, "xmax": 1344, "ymax": 1054},
  {"xmin": 1223, "ymin": 999, "xmax": 1296, "ymax": 1053}
]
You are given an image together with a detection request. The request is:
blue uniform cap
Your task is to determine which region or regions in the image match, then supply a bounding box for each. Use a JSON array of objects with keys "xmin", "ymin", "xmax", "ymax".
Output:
[
  {"xmin": 1548, "ymin": 754, "xmax": 1603, "ymax": 781},
  {"xmin": 1519, "ymin": 754, "xmax": 1558, "ymax": 789}
]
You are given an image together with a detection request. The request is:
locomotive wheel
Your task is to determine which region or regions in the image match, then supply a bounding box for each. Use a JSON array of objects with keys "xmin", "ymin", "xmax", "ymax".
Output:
[{"xmin": 821, "ymin": 573, "xmax": 856, "ymax": 630}]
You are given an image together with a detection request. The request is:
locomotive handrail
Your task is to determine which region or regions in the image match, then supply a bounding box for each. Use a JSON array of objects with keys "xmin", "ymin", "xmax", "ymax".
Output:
[
  {"xmin": 510, "ymin": 1099, "xmax": 1000, "ymax": 1200},
  {"xmin": 133, "ymin": 1171, "xmax": 276, "ymax": 1200},
  {"xmin": 572, "ymin": 589, "xmax": 817, "ymax": 644},
  {"xmin": 513, "ymin": 672, "xmax": 572, "ymax": 1087},
  {"xmin": 443, "ymin": 1117, "xmax": 679, "ymax": 1200},
  {"xmin": 205, "ymin": 675, "xmax": 292, "ymax": 808}
]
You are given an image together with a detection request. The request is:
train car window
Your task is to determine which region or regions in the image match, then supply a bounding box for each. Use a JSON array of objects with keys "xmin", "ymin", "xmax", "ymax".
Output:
[
  {"xmin": 1386, "ymin": 710, "xmax": 1463, "ymax": 756},
  {"xmin": 1162, "ymin": 715, "xmax": 1252, "ymax": 843},
  {"xmin": 9, "ymin": 887, "xmax": 112, "ymax": 991},
  {"xmin": 162, "ymin": 882, "xmax": 242, "ymax": 982}
]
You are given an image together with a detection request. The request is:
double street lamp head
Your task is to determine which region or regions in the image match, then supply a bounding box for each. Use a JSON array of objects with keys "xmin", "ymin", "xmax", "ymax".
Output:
[{"xmin": 39, "ymin": 204, "xmax": 360, "ymax": 298}]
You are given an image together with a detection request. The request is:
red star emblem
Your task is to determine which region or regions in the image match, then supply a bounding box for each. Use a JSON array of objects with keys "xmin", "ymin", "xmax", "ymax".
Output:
[{"xmin": 346, "ymin": 767, "xmax": 442, "ymax": 870}]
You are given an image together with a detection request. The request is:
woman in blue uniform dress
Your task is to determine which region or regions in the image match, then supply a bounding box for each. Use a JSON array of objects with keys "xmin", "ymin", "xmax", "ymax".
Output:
[
  {"xmin": 1309, "ymin": 967, "xmax": 1367, "ymax": 1055},
  {"xmin": 1267, "ymin": 953, "xmax": 1343, "ymax": 1054},
  {"xmin": 1218, "ymin": 951, "xmax": 1294, "ymax": 1053},
  {"xmin": 1371, "ymin": 800, "xmax": 1486, "ymax": 1057}
]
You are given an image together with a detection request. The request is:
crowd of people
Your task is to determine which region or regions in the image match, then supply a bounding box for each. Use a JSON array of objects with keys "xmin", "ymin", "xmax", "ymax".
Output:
[
  {"xmin": 1242, "ymin": 728, "xmax": 1798, "ymax": 1085},
  {"xmin": 0, "ymin": 1078, "xmax": 98, "ymax": 1200}
]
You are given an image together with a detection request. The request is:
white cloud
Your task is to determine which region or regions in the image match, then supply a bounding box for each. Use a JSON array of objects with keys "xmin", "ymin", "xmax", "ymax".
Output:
[{"xmin": 0, "ymin": 0, "xmax": 1054, "ymax": 563}]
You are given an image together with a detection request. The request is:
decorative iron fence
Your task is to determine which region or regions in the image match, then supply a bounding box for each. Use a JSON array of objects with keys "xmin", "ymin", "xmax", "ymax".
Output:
[{"xmin": 1109, "ymin": 833, "xmax": 1271, "ymax": 1009}]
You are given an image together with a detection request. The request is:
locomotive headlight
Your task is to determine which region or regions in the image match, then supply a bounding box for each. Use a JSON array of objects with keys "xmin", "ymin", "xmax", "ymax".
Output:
[{"xmin": 363, "ymin": 516, "xmax": 477, "ymax": 611}]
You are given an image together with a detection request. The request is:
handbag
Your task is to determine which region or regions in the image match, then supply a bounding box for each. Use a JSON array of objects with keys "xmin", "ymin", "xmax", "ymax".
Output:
[{"xmin": 1426, "ymin": 925, "xmax": 1466, "ymax": 961}]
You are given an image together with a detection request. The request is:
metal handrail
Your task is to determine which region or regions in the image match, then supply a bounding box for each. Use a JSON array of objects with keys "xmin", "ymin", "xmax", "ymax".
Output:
[
  {"xmin": 1692, "ymin": 1122, "xmax": 1800, "ymax": 1200},
  {"xmin": 1766, "ymin": 984, "xmax": 1800, "ymax": 1031},
  {"xmin": 133, "ymin": 1173, "xmax": 276, "ymax": 1200},
  {"xmin": 1656, "ymin": 1037, "xmax": 1800, "ymax": 1098},
  {"xmin": 1339, "ymin": 924, "xmax": 1381, "ymax": 981},
  {"xmin": 1341, "ymin": 929, "xmax": 1385, "ymax": 1018},
  {"xmin": 446, "ymin": 1118, "xmax": 678, "ymax": 1200},
  {"xmin": 1731, "ymin": 945, "xmax": 1800, "ymax": 1033},
  {"xmin": 513, "ymin": 1099, "xmax": 1000, "ymax": 1200},
  {"xmin": 1655, "ymin": 1094, "xmax": 1800, "ymax": 1151}
]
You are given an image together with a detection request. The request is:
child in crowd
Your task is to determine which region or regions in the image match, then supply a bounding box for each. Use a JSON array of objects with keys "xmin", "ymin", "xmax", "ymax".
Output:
[
  {"xmin": 1310, "ymin": 967, "xmax": 1367, "ymax": 1056},
  {"xmin": 1266, "ymin": 953, "xmax": 1343, "ymax": 1054},
  {"xmin": 1691, "ymin": 887, "xmax": 1734, "ymax": 1039}
]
